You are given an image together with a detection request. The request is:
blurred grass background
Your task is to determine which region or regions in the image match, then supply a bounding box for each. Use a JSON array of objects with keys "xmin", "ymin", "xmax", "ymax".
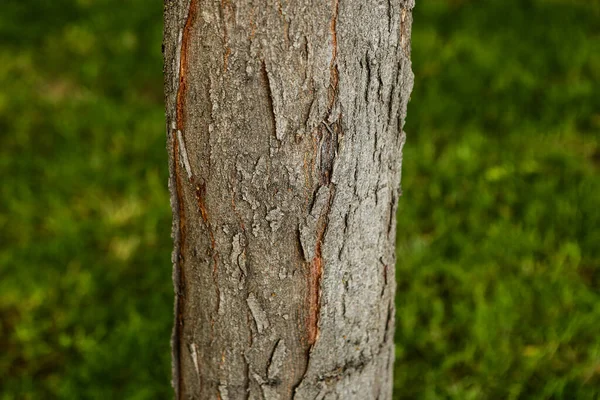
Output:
[{"xmin": 0, "ymin": 0, "xmax": 598, "ymax": 398}]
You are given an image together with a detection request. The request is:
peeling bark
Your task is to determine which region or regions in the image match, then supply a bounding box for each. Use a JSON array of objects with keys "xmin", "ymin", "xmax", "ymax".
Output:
[{"xmin": 164, "ymin": 0, "xmax": 414, "ymax": 398}]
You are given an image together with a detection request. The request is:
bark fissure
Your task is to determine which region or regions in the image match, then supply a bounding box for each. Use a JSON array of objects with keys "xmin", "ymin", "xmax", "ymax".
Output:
[
  {"xmin": 176, "ymin": 0, "xmax": 197, "ymax": 132},
  {"xmin": 306, "ymin": 185, "xmax": 335, "ymax": 346},
  {"xmin": 172, "ymin": 132, "xmax": 187, "ymax": 399},
  {"xmin": 262, "ymin": 61, "xmax": 278, "ymax": 142},
  {"xmin": 170, "ymin": 1, "xmax": 198, "ymax": 396},
  {"xmin": 296, "ymin": 0, "xmax": 343, "ymax": 390}
]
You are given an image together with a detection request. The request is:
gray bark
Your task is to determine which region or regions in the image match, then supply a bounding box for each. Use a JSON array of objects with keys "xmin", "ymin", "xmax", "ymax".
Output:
[{"xmin": 163, "ymin": 0, "xmax": 414, "ymax": 398}]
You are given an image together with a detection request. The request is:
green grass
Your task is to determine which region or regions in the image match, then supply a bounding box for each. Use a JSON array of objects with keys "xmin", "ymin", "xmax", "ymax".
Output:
[{"xmin": 0, "ymin": 0, "xmax": 598, "ymax": 398}]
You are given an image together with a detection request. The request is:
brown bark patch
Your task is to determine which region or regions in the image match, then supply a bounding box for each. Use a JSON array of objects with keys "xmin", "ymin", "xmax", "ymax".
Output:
[
  {"xmin": 176, "ymin": 0, "xmax": 198, "ymax": 131},
  {"xmin": 194, "ymin": 182, "xmax": 209, "ymax": 224}
]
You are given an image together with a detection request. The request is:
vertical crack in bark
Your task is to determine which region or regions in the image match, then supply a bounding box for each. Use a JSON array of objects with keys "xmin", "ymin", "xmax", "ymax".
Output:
[
  {"xmin": 380, "ymin": 258, "xmax": 388, "ymax": 297},
  {"xmin": 318, "ymin": 0, "xmax": 341, "ymax": 186},
  {"xmin": 176, "ymin": 0, "xmax": 197, "ymax": 132},
  {"xmin": 172, "ymin": 1, "xmax": 198, "ymax": 397},
  {"xmin": 172, "ymin": 132, "xmax": 187, "ymax": 400},
  {"xmin": 387, "ymin": 193, "xmax": 396, "ymax": 238},
  {"xmin": 306, "ymin": 185, "xmax": 335, "ymax": 346},
  {"xmin": 310, "ymin": 0, "xmax": 340, "ymax": 340},
  {"xmin": 294, "ymin": 186, "xmax": 335, "ymax": 396},
  {"xmin": 261, "ymin": 61, "xmax": 278, "ymax": 141},
  {"xmin": 177, "ymin": 0, "xmax": 221, "ymax": 345},
  {"xmin": 386, "ymin": 0, "xmax": 393, "ymax": 33},
  {"xmin": 296, "ymin": 2, "xmax": 341, "ymax": 394},
  {"xmin": 194, "ymin": 181, "xmax": 209, "ymax": 224},
  {"xmin": 364, "ymin": 52, "xmax": 371, "ymax": 104}
]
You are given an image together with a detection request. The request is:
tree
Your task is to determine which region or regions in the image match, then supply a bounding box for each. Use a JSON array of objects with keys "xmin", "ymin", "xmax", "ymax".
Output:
[{"xmin": 163, "ymin": 0, "xmax": 414, "ymax": 398}]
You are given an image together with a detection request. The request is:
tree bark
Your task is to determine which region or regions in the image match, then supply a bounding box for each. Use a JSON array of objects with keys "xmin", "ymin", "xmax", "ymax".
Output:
[{"xmin": 163, "ymin": 0, "xmax": 414, "ymax": 398}]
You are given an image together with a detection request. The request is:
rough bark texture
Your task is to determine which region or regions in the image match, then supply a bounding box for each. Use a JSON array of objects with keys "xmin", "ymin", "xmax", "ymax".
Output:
[{"xmin": 163, "ymin": 0, "xmax": 414, "ymax": 398}]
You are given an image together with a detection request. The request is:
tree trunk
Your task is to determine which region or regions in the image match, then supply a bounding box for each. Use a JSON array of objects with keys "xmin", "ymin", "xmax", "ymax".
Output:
[{"xmin": 163, "ymin": 0, "xmax": 414, "ymax": 398}]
